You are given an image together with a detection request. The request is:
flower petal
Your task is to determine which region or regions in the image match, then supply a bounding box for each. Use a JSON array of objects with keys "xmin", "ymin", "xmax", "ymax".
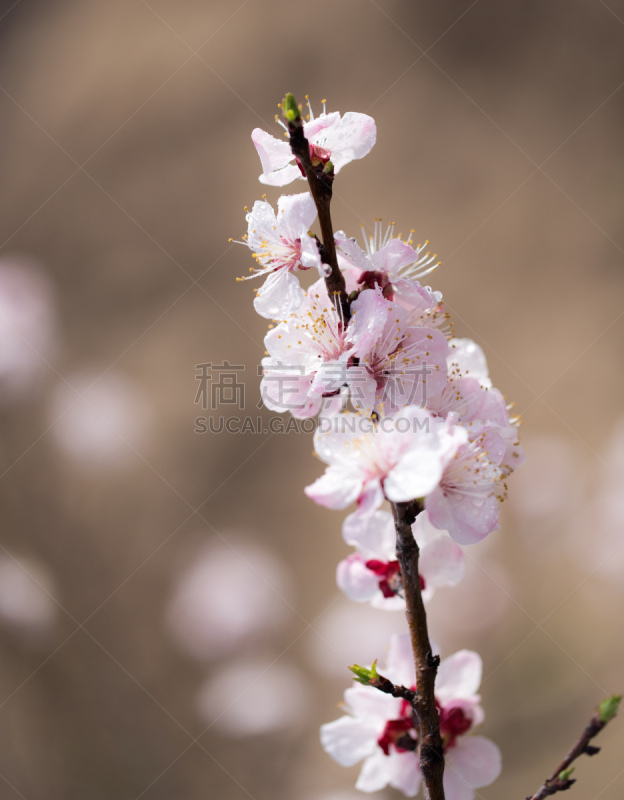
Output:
[
  {"xmin": 384, "ymin": 447, "xmax": 444, "ymax": 503},
  {"xmin": 436, "ymin": 651, "xmax": 482, "ymax": 700},
  {"xmin": 355, "ymin": 750, "xmax": 392, "ymax": 793},
  {"xmin": 426, "ymin": 485, "xmax": 500, "ymax": 545},
  {"xmin": 321, "ymin": 112, "xmax": 377, "ymax": 172},
  {"xmin": 371, "ymin": 238, "xmax": 421, "ymax": 275},
  {"xmin": 320, "ymin": 715, "xmax": 379, "ymax": 767},
  {"xmin": 254, "ymin": 269, "xmax": 305, "ymax": 320},
  {"xmin": 259, "ymin": 163, "xmax": 302, "ymax": 187},
  {"xmin": 304, "ymin": 465, "xmax": 362, "ymax": 509},
  {"xmin": 251, "ymin": 128, "xmax": 293, "ymax": 175},
  {"xmin": 387, "ymin": 750, "xmax": 421, "ymax": 797},
  {"xmin": 300, "ymin": 235, "xmax": 325, "ymax": 274},
  {"xmin": 342, "ymin": 510, "xmax": 395, "ymax": 559},
  {"xmin": 344, "ymin": 684, "xmax": 400, "ymax": 720},
  {"xmin": 336, "ymin": 554, "xmax": 379, "ymax": 602},
  {"xmin": 443, "ymin": 766, "xmax": 475, "ymax": 800},
  {"xmin": 346, "ymin": 365, "xmax": 378, "ymax": 416},
  {"xmin": 447, "ymin": 338, "xmax": 491, "ymax": 385},
  {"xmin": 415, "ymin": 515, "xmax": 465, "ymax": 588},
  {"xmin": 304, "ymin": 111, "xmax": 341, "ymax": 140},
  {"xmin": 276, "ymin": 192, "xmax": 318, "ymax": 239},
  {"xmin": 313, "ymin": 412, "xmax": 368, "ymax": 463},
  {"xmin": 335, "ymin": 231, "xmax": 372, "ymax": 273},
  {"xmin": 356, "ymin": 478, "xmax": 385, "ymax": 517},
  {"xmin": 386, "ymin": 632, "xmax": 416, "ymax": 687},
  {"xmin": 347, "ymin": 288, "xmax": 389, "ymax": 356},
  {"xmin": 445, "ymin": 736, "xmax": 502, "ymax": 788}
]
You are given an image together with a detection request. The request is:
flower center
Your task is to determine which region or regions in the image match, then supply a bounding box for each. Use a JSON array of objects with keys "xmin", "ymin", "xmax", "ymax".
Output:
[
  {"xmin": 377, "ymin": 717, "xmax": 417, "ymax": 755},
  {"xmin": 364, "ymin": 559, "xmax": 425, "ymax": 598},
  {"xmin": 377, "ymin": 691, "xmax": 472, "ymax": 757},
  {"xmin": 357, "ymin": 270, "xmax": 393, "ymax": 295},
  {"xmin": 438, "ymin": 704, "xmax": 472, "ymax": 749},
  {"xmin": 296, "ymin": 144, "xmax": 332, "ymax": 176}
]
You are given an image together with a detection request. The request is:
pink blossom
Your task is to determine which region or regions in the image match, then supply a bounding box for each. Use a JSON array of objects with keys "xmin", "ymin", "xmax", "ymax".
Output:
[
  {"xmin": 345, "ymin": 291, "xmax": 448, "ymax": 416},
  {"xmin": 238, "ymin": 193, "xmax": 323, "ymax": 319},
  {"xmin": 320, "ymin": 634, "xmax": 501, "ymax": 799},
  {"xmin": 252, "ymin": 108, "xmax": 376, "ymax": 186},
  {"xmin": 336, "ymin": 221, "xmax": 439, "ymax": 287},
  {"xmin": 335, "ymin": 224, "xmax": 450, "ymax": 333},
  {"xmin": 304, "ymin": 408, "xmax": 467, "ymax": 513},
  {"xmin": 428, "ymin": 338, "xmax": 526, "ymax": 484},
  {"xmin": 261, "ymin": 282, "xmax": 447, "ymax": 418},
  {"xmin": 260, "ymin": 278, "xmax": 364, "ymax": 419},
  {"xmin": 425, "ymin": 426, "xmax": 508, "ymax": 545},
  {"xmin": 438, "ymin": 338, "xmax": 508, "ymax": 425},
  {"xmin": 426, "ymin": 374, "xmax": 508, "ymax": 429},
  {"xmin": 338, "ymin": 510, "xmax": 464, "ymax": 608},
  {"xmin": 447, "ymin": 338, "xmax": 492, "ymax": 385}
]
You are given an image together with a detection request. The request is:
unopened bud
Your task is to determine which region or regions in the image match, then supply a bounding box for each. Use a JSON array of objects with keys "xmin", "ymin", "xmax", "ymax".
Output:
[
  {"xmin": 598, "ymin": 694, "xmax": 621, "ymax": 723},
  {"xmin": 282, "ymin": 93, "xmax": 301, "ymax": 123}
]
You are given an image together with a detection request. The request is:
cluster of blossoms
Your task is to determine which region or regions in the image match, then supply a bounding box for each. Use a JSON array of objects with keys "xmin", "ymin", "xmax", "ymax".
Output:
[
  {"xmin": 237, "ymin": 96, "xmax": 525, "ymax": 799},
  {"xmin": 320, "ymin": 633, "xmax": 501, "ymax": 798}
]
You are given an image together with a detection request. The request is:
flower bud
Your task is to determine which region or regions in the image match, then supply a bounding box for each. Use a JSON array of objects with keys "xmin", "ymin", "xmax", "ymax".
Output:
[
  {"xmin": 598, "ymin": 694, "xmax": 621, "ymax": 723},
  {"xmin": 348, "ymin": 659, "xmax": 379, "ymax": 686},
  {"xmin": 282, "ymin": 93, "xmax": 301, "ymax": 123}
]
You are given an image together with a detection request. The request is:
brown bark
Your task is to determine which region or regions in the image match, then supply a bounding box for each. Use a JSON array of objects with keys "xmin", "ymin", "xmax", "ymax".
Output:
[
  {"xmin": 392, "ymin": 500, "xmax": 446, "ymax": 800},
  {"xmin": 285, "ymin": 109, "xmax": 350, "ymax": 322}
]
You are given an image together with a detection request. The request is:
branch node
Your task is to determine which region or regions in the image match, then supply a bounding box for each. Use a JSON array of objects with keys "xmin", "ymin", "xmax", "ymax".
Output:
[{"xmin": 420, "ymin": 741, "xmax": 445, "ymax": 768}]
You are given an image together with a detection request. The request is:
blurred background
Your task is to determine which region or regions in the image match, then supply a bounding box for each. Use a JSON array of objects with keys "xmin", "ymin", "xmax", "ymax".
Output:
[{"xmin": 0, "ymin": 0, "xmax": 622, "ymax": 798}]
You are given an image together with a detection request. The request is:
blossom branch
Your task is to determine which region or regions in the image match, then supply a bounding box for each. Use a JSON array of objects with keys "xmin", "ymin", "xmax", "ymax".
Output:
[
  {"xmin": 282, "ymin": 94, "xmax": 350, "ymax": 320},
  {"xmin": 525, "ymin": 696, "xmax": 621, "ymax": 800},
  {"xmin": 392, "ymin": 500, "xmax": 446, "ymax": 800},
  {"xmin": 248, "ymin": 95, "xmax": 525, "ymax": 799}
]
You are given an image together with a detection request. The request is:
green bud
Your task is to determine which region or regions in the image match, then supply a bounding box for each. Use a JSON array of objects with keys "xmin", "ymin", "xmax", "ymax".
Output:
[
  {"xmin": 349, "ymin": 659, "xmax": 379, "ymax": 686},
  {"xmin": 598, "ymin": 695, "xmax": 622, "ymax": 723},
  {"xmin": 282, "ymin": 93, "xmax": 300, "ymax": 123},
  {"xmin": 558, "ymin": 768, "xmax": 575, "ymax": 782},
  {"xmin": 323, "ymin": 159, "xmax": 334, "ymax": 175}
]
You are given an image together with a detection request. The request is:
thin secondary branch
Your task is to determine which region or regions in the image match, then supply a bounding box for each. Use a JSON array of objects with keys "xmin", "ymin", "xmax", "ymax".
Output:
[
  {"xmin": 526, "ymin": 696, "xmax": 621, "ymax": 800},
  {"xmin": 392, "ymin": 500, "xmax": 445, "ymax": 800},
  {"xmin": 368, "ymin": 670, "xmax": 417, "ymax": 705},
  {"xmin": 284, "ymin": 96, "xmax": 350, "ymax": 321}
]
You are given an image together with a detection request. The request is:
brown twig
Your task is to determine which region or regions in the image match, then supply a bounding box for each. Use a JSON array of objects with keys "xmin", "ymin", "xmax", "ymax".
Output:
[
  {"xmin": 392, "ymin": 500, "xmax": 446, "ymax": 800},
  {"xmin": 526, "ymin": 696, "xmax": 621, "ymax": 799},
  {"xmin": 283, "ymin": 97, "xmax": 350, "ymax": 321},
  {"xmin": 369, "ymin": 670, "xmax": 417, "ymax": 704}
]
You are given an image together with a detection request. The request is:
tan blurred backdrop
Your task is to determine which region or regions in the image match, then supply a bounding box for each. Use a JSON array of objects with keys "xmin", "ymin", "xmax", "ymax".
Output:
[{"xmin": 0, "ymin": 1, "xmax": 623, "ymax": 798}]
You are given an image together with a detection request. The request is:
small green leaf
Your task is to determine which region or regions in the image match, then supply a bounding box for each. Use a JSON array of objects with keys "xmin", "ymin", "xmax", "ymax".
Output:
[
  {"xmin": 598, "ymin": 695, "xmax": 622, "ymax": 723},
  {"xmin": 349, "ymin": 659, "xmax": 379, "ymax": 685},
  {"xmin": 323, "ymin": 159, "xmax": 334, "ymax": 175},
  {"xmin": 558, "ymin": 767, "xmax": 574, "ymax": 782}
]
